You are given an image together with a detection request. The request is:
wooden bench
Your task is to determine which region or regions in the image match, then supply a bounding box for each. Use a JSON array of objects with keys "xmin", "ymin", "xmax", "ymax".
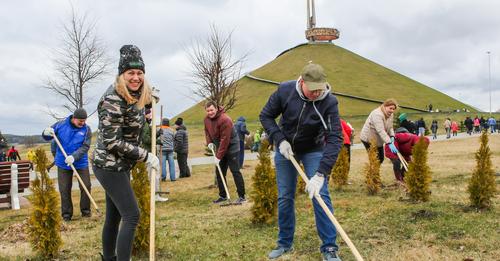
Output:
[{"xmin": 0, "ymin": 160, "xmax": 31, "ymax": 209}]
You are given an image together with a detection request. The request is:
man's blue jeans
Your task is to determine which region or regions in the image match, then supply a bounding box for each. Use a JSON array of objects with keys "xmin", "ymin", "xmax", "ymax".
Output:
[
  {"xmin": 274, "ymin": 150, "xmax": 338, "ymax": 252},
  {"xmin": 418, "ymin": 127, "xmax": 425, "ymax": 136},
  {"xmin": 161, "ymin": 151, "xmax": 176, "ymax": 181}
]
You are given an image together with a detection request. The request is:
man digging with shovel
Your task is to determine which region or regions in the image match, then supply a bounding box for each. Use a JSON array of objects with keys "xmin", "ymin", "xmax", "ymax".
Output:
[
  {"xmin": 260, "ymin": 63, "xmax": 343, "ymax": 260},
  {"xmin": 42, "ymin": 108, "xmax": 93, "ymax": 221},
  {"xmin": 203, "ymin": 101, "xmax": 247, "ymax": 205}
]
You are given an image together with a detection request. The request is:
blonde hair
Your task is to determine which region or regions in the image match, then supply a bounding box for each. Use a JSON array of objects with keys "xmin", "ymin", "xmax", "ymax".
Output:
[
  {"xmin": 114, "ymin": 74, "xmax": 152, "ymax": 109},
  {"xmin": 382, "ymin": 98, "xmax": 398, "ymax": 108}
]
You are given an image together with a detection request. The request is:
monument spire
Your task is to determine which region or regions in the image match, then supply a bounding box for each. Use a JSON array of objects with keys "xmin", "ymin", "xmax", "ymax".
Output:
[{"xmin": 305, "ymin": 0, "xmax": 339, "ymax": 42}]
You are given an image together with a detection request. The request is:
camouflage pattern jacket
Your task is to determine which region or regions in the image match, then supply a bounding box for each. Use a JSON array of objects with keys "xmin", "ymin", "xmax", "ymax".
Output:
[{"xmin": 92, "ymin": 85, "xmax": 148, "ymax": 172}]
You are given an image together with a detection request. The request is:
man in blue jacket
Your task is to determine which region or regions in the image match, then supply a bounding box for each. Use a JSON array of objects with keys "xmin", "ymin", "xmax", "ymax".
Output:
[
  {"xmin": 234, "ymin": 116, "xmax": 250, "ymax": 168},
  {"xmin": 260, "ymin": 63, "xmax": 343, "ymax": 261},
  {"xmin": 42, "ymin": 108, "xmax": 92, "ymax": 221}
]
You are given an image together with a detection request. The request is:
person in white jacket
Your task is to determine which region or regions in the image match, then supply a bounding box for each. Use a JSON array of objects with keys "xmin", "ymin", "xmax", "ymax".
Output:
[{"xmin": 360, "ymin": 99, "xmax": 399, "ymax": 163}]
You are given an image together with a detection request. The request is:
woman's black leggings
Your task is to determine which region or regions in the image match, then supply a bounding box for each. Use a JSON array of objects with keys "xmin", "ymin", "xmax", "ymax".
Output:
[
  {"xmin": 362, "ymin": 140, "xmax": 385, "ymax": 164},
  {"xmin": 93, "ymin": 167, "xmax": 140, "ymax": 261}
]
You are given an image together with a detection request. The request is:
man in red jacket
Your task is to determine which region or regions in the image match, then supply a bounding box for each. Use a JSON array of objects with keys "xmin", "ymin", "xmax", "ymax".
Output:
[
  {"xmin": 204, "ymin": 101, "xmax": 246, "ymax": 204},
  {"xmin": 385, "ymin": 127, "xmax": 429, "ymax": 184}
]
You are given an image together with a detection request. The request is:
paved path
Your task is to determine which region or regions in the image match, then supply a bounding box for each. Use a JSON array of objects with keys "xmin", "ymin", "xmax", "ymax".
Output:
[{"xmin": 187, "ymin": 131, "xmax": 494, "ymax": 166}]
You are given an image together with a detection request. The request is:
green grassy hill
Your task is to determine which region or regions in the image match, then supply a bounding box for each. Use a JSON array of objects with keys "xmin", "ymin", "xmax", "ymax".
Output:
[{"xmin": 177, "ymin": 43, "xmax": 475, "ymax": 125}]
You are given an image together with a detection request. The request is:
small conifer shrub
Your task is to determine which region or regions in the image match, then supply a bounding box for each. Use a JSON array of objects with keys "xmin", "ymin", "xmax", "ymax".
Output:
[
  {"xmin": 131, "ymin": 162, "xmax": 151, "ymax": 254},
  {"xmin": 250, "ymin": 140, "xmax": 278, "ymax": 224},
  {"xmin": 296, "ymin": 168, "xmax": 306, "ymax": 195},
  {"xmin": 330, "ymin": 146, "xmax": 350, "ymax": 190},
  {"xmin": 405, "ymin": 137, "xmax": 432, "ymax": 202},
  {"xmin": 468, "ymin": 131, "xmax": 496, "ymax": 209},
  {"xmin": 27, "ymin": 148, "xmax": 62, "ymax": 259},
  {"xmin": 364, "ymin": 140, "xmax": 381, "ymax": 195}
]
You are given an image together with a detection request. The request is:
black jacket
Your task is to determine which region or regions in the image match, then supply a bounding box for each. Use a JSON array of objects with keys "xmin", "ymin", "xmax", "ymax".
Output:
[
  {"xmin": 416, "ymin": 119, "xmax": 426, "ymax": 128},
  {"xmin": 260, "ymin": 80, "xmax": 343, "ymax": 175},
  {"xmin": 400, "ymin": 119, "xmax": 416, "ymax": 134},
  {"xmin": 174, "ymin": 125, "xmax": 189, "ymax": 154}
]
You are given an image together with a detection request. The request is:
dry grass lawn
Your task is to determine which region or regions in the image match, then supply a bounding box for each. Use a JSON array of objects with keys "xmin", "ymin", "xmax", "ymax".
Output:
[{"xmin": 0, "ymin": 134, "xmax": 498, "ymax": 260}]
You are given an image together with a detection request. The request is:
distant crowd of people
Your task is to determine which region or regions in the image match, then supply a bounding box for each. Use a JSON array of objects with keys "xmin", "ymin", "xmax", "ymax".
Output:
[{"xmin": 398, "ymin": 113, "xmax": 499, "ymax": 140}]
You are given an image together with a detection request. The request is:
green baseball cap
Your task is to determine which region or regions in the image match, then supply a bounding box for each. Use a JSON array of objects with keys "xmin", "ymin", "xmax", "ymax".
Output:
[{"xmin": 301, "ymin": 63, "xmax": 329, "ymax": 91}]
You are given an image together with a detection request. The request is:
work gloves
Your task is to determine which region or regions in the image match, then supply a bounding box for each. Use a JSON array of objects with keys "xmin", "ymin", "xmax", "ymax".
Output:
[
  {"xmin": 214, "ymin": 157, "xmax": 221, "ymax": 165},
  {"xmin": 279, "ymin": 140, "xmax": 294, "ymax": 160},
  {"xmin": 146, "ymin": 152, "xmax": 160, "ymax": 171},
  {"xmin": 388, "ymin": 143, "xmax": 399, "ymax": 154},
  {"xmin": 65, "ymin": 155, "xmax": 75, "ymax": 166},
  {"xmin": 305, "ymin": 172, "xmax": 325, "ymax": 199},
  {"xmin": 43, "ymin": 127, "xmax": 55, "ymax": 137},
  {"xmin": 207, "ymin": 143, "xmax": 220, "ymax": 165},
  {"xmin": 388, "ymin": 136, "xmax": 399, "ymax": 153}
]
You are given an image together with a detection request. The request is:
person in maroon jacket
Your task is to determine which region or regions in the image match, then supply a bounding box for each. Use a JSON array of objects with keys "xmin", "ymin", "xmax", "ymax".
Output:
[
  {"xmin": 384, "ymin": 127, "xmax": 430, "ymax": 184},
  {"xmin": 204, "ymin": 101, "xmax": 246, "ymax": 204}
]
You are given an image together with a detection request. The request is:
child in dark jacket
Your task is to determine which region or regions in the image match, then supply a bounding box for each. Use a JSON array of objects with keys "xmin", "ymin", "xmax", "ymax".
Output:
[{"xmin": 385, "ymin": 127, "xmax": 430, "ymax": 184}]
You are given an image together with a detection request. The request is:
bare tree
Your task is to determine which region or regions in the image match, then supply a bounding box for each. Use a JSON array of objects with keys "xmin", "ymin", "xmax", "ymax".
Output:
[
  {"xmin": 187, "ymin": 25, "xmax": 247, "ymax": 112},
  {"xmin": 24, "ymin": 136, "xmax": 36, "ymax": 148},
  {"xmin": 44, "ymin": 7, "xmax": 110, "ymax": 118}
]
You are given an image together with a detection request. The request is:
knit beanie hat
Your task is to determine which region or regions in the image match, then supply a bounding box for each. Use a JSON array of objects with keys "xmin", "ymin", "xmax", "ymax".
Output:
[
  {"xmin": 175, "ymin": 117, "xmax": 183, "ymax": 126},
  {"xmin": 73, "ymin": 108, "xmax": 88, "ymax": 119},
  {"xmin": 161, "ymin": 118, "xmax": 170, "ymax": 126},
  {"xmin": 118, "ymin": 45, "xmax": 145, "ymax": 75}
]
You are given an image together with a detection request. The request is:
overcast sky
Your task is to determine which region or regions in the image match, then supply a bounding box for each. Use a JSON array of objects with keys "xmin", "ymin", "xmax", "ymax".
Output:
[{"xmin": 1, "ymin": 0, "xmax": 499, "ymax": 135}]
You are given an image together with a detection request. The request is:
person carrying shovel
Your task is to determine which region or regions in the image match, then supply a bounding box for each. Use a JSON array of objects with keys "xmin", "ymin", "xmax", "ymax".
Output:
[
  {"xmin": 260, "ymin": 63, "xmax": 343, "ymax": 260},
  {"xmin": 384, "ymin": 127, "xmax": 430, "ymax": 186},
  {"xmin": 203, "ymin": 101, "xmax": 246, "ymax": 205},
  {"xmin": 42, "ymin": 108, "xmax": 92, "ymax": 222},
  {"xmin": 92, "ymin": 45, "xmax": 160, "ymax": 261}
]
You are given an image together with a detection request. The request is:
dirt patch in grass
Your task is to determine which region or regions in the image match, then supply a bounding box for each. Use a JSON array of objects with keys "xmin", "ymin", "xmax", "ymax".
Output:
[{"xmin": 410, "ymin": 209, "xmax": 439, "ymax": 220}]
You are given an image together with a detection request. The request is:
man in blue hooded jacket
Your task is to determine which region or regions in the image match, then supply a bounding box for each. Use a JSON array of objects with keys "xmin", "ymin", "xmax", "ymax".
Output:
[
  {"xmin": 260, "ymin": 63, "xmax": 343, "ymax": 261},
  {"xmin": 234, "ymin": 116, "xmax": 250, "ymax": 168},
  {"xmin": 42, "ymin": 108, "xmax": 92, "ymax": 221}
]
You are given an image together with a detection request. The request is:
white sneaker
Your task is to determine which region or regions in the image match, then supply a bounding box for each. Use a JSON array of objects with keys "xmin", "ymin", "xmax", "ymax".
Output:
[{"xmin": 155, "ymin": 194, "xmax": 169, "ymax": 202}]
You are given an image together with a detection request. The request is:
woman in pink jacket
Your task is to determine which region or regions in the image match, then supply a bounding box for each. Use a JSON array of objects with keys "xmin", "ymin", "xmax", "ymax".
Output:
[{"xmin": 451, "ymin": 121, "xmax": 459, "ymax": 136}]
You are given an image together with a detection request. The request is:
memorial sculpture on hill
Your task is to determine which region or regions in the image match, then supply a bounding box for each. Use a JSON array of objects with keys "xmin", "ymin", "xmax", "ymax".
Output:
[{"xmin": 305, "ymin": 0, "xmax": 340, "ymax": 42}]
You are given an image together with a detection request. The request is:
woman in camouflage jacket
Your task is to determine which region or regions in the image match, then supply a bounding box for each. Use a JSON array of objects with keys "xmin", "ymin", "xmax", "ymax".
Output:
[{"xmin": 92, "ymin": 45, "xmax": 159, "ymax": 261}]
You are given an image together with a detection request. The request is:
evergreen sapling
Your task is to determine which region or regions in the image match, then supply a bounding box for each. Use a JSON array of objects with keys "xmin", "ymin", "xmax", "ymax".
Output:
[
  {"xmin": 27, "ymin": 148, "xmax": 62, "ymax": 259},
  {"xmin": 364, "ymin": 140, "xmax": 381, "ymax": 195},
  {"xmin": 131, "ymin": 162, "xmax": 151, "ymax": 254},
  {"xmin": 250, "ymin": 140, "xmax": 278, "ymax": 224},
  {"xmin": 468, "ymin": 131, "xmax": 496, "ymax": 209},
  {"xmin": 405, "ymin": 137, "xmax": 432, "ymax": 202}
]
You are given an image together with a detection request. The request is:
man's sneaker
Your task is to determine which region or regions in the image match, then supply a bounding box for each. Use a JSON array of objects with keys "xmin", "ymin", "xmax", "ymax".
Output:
[
  {"xmin": 212, "ymin": 197, "xmax": 228, "ymax": 204},
  {"xmin": 268, "ymin": 246, "xmax": 292, "ymax": 259},
  {"xmin": 63, "ymin": 216, "xmax": 71, "ymax": 222},
  {"xmin": 155, "ymin": 194, "xmax": 169, "ymax": 202},
  {"xmin": 322, "ymin": 247, "xmax": 341, "ymax": 261},
  {"xmin": 234, "ymin": 197, "xmax": 247, "ymax": 204},
  {"xmin": 82, "ymin": 212, "xmax": 92, "ymax": 218}
]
